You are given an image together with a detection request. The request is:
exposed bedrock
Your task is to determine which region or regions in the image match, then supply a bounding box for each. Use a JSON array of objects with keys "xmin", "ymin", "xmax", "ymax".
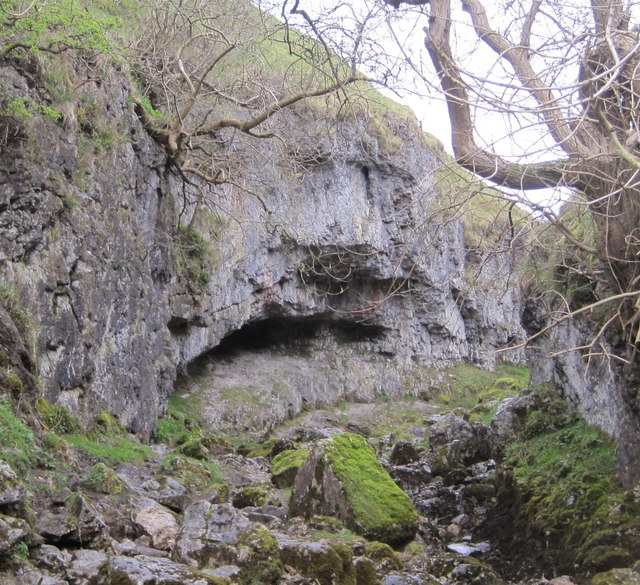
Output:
[{"xmin": 0, "ymin": 61, "xmax": 526, "ymax": 436}]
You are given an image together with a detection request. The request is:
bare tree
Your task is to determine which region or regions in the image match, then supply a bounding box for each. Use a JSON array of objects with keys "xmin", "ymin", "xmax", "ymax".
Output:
[
  {"xmin": 126, "ymin": 0, "xmax": 365, "ymax": 220},
  {"xmin": 355, "ymin": 0, "xmax": 640, "ymax": 362}
]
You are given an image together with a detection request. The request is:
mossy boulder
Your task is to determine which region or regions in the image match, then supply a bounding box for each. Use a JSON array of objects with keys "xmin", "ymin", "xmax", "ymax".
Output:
[
  {"xmin": 178, "ymin": 438, "xmax": 209, "ymax": 460},
  {"xmin": 271, "ymin": 448, "xmax": 309, "ymax": 488},
  {"xmin": 232, "ymin": 486, "xmax": 275, "ymax": 509},
  {"xmin": 592, "ymin": 565, "xmax": 640, "ymax": 585},
  {"xmin": 290, "ymin": 433, "xmax": 418, "ymax": 546},
  {"xmin": 279, "ymin": 537, "xmax": 357, "ymax": 585},
  {"xmin": 363, "ymin": 541, "xmax": 403, "ymax": 571},
  {"xmin": 238, "ymin": 525, "xmax": 283, "ymax": 585},
  {"xmin": 84, "ymin": 462, "xmax": 125, "ymax": 494}
]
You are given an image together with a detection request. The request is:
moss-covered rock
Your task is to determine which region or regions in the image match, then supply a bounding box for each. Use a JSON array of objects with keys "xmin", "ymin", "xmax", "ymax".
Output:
[
  {"xmin": 592, "ymin": 565, "xmax": 640, "ymax": 585},
  {"xmin": 484, "ymin": 386, "xmax": 640, "ymax": 578},
  {"xmin": 363, "ymin": 541, "xmax": 403, "ymax": 571},
  {"xmin": 238, "ymin": 525, "xmax": 283, "ymax": 585},
  {"xmin": 35, "ymin": 397, "xmax": 79, "ymax": 435},
  {"xmin": 279, "ymin": 538, "xmax": 357, "ymax": 585},
  {"xmin": 271, "ymin": 448, "xmax": 309, "ymax": 488},
  {"xmin": 233, "ymin": 486, "xmax": 269, "ymax": 509},
  {"xmin": 178, "ymin": 438, "xmax": 209, "ymax": 460},
  {"xmin": 290, "ymin": 433, "xmax": 418, "ymax": 546},
  {"xmin": 84, "ymin": 462, "xmax": 125, "ymax": 494},
  {"xmin": 162, "ymin": 455, "xmax": 224, "ymax": 490}
]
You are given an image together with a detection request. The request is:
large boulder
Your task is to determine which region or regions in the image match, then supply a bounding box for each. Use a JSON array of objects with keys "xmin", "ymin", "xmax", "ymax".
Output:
[{"xmin": 290, "ymin": 433, "xmax": 418, "ymax": 546}]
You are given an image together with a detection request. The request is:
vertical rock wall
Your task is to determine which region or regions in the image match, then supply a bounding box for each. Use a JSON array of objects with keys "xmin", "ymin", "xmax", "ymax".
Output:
[{"xmin": 0, "ymin": 58, "xmax": 525, "ymax": 436}]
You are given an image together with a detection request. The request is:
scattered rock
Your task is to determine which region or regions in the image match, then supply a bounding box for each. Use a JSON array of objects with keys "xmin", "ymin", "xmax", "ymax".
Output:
[
  {"xmin": 174, "ymin": 502, "xmax": 251, "ymax": 567},
  {"xmin": 447, "ymin": 542, "xmax": 491, "ymax": 556},
  {"xmin": 99, "ymin": 554, "xmax": 222, "ymax": 585},
  {"xmin": 66, "ymin": 549, "xmax": 108, "ymax": 584}
]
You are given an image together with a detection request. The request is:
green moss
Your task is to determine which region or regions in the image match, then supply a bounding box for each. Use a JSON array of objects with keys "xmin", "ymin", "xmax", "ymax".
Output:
[
  {"xmin": 280, "ymin": 540, "xmax": 356, "ymax": 585},
  {"xmin": 85, "ymin": 462, "xmax": 124, "ymax": 494},
  {"xmin": 363, "ymin": 542, "xmax": 402, "ymax": 570},
  {"xmin": 239, "ymin": 525, "xmax": 283, "ymax": 585},
  {"xmin": 247, "ymin": 437, "xmax": 279, "ymax": 458},
  {"xmin": 176, "ymin": 226, "xmax": 213, "ymax": 292},
  {"xmin": 92, "ymin": 410, "xmax": 124, "ymax": 436},
  {"xmin": 271, "ymin": 448, "xmax": 309, "ymax": 487},
  {"xmin": 178, "ymin": 438, "xmax": 208, "ymax": 460},
  {"xmin": 435, "ymin": 362, "xmax": 529, "ymax": 421},
  {"xmin": 0, "ymin": 284, "xmax": 35, "ymax": 356},
  {"xmin": 3, "ymin": 370, "xmax": 23, "ymax": 395},
  {"xmin": 233, "ymin": 486, "xmax": 270, "ymax": 508},
  {"xmin": 497, "ymin": 387, "xmax": 640, "ymax": 576},
  {"xmin": 161, "ymin": 453, "xmax": 224, "ymax": 489},
  {"xmin": 155, "ymin": 415, "xmax": 194, "ymax": 446},
  {"xmin": 323, "ymin": 433, "xmax": 418, "ymax": 546},
  {"xmin": 591, "ymin": 566, "xmax": 640, "ymax": 585},
  {"xmin": 35, "ymin": 398, "xmax": 79, "ymax": 435}
]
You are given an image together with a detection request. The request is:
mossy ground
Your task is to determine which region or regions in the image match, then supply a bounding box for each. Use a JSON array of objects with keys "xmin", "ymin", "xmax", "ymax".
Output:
[{"xmin": 488, "ymin": 385, "xmax": 640, "ymax": 578}]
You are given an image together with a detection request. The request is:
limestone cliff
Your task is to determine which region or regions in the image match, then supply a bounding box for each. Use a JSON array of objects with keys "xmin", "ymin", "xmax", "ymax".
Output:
[{"xmin": 0, "ymin": 56, "xmax": 525, "ymax": 436}]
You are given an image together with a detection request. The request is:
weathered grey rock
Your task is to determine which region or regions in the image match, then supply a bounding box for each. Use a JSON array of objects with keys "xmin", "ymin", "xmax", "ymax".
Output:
[
  {"xmin": 489, "ymin": 392, "xmax": 538, "ymax": 454},
  {"xmin": 134, "ymin": 506, "xmax": 179, "ymax": 552},
  {"xmin": 66, "ymin": 549, "xmax": 108, "ymax": 585},
  {"xmin": 428, "ymin": 414, "xmax": 493, "ymax": 472},
  {"xmin": 0, "ymin": 513, "xmax": 29, "ymax": 553},
  {"xmin": 0, "ymin": 462, "xmax": 24, "ymax": 506},
  {"xmin": 98, "ymin": 554, "xmax": 219, "ymax": 585},
  {"xmin": 173, "ymin": 502, "xmax": 251, "ymax": 567},
  {"xmin": 36, "ymin": 493, "xmax": 107, "ymax": 547},
  {"xmin": 0, "ymin": 58, "xmax": 526, "ymax": 440},
  {"xmin": 204, "ymin": 564, "xmax": 242, "ymax": 579},
  {"xmin": 36, "ymin": 544, "xmax": 73, "ymax": 573},
  {"xmin": 525, "ymin": 303, "xmax": 640, "ymax": 487}
]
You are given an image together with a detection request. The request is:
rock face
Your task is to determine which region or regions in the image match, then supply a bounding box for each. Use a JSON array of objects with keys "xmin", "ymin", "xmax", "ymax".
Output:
[
  {"xmin": 524, "ymin": 304, "xmax": 640, "ymax": 487},
  {"xmin": 0, "ymin": 55, "xmax": 525, "ymax": 436},
  {"xmin": 290, "ymin": 433, "xmax": 418, "ymax": 546}
]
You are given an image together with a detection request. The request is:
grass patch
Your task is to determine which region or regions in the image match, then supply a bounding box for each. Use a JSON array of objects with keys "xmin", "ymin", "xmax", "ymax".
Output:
[
  {"xmin": 0, "ymin": 398, "xmax": 38, "ymax": 472},
  {"xmin": 67, "ymin": 434, "xmax": 152, "ymax": 464},
  {"xmin": 436, "ymin": 362, "xmax": 529, "ymax": 418}
]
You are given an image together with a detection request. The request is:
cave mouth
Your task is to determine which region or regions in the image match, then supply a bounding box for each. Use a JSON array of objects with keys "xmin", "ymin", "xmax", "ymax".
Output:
[{"xmin": 210, "ymin": 316, "xmax": 386, "ymax": 357}]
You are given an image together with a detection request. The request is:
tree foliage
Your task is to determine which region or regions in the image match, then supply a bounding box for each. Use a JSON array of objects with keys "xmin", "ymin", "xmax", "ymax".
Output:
[{"xmin": 0, "ymin": 0, "xmax": 120, "ymax": 57}]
